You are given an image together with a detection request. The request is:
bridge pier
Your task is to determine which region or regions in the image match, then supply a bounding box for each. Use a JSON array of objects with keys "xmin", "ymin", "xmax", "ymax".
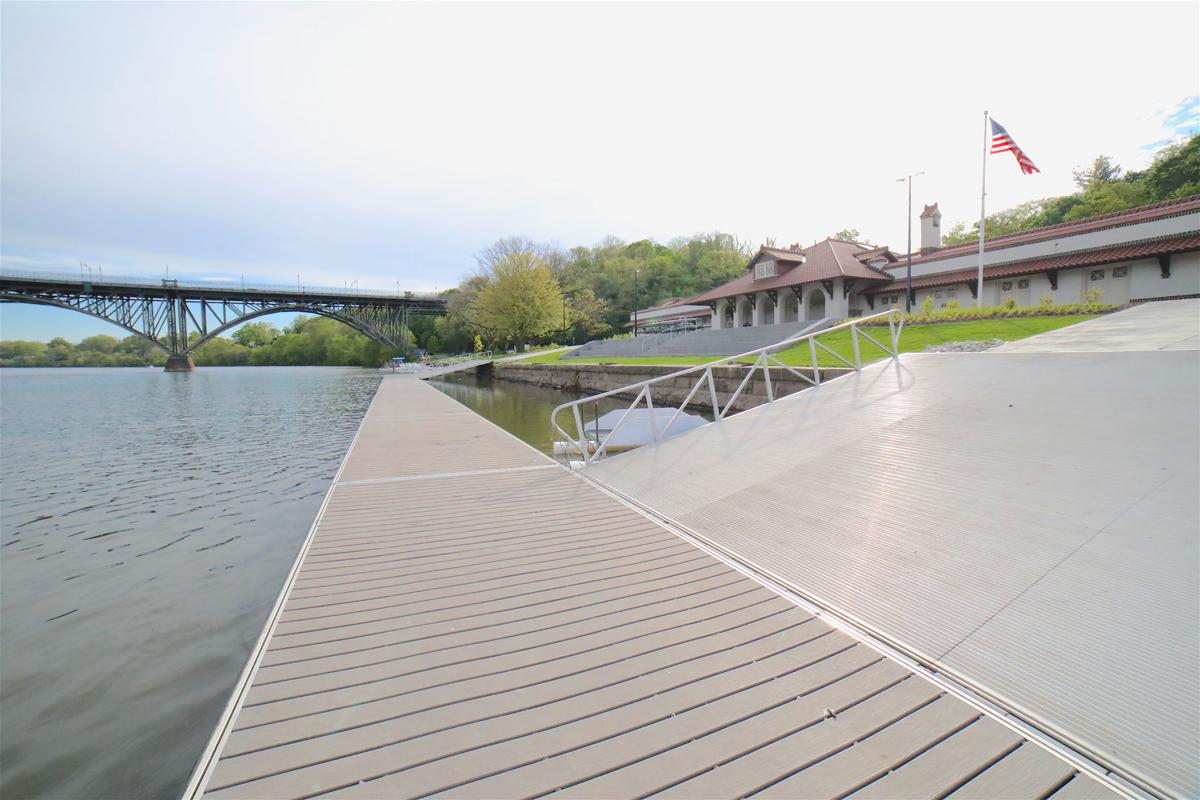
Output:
[{"xmin": 164, "ymin": 354, "xmax": 196, "ymax": 372}]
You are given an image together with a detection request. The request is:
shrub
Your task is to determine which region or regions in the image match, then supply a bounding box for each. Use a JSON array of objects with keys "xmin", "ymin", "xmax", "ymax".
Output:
[
  {"xmin": 1039, "ymin": 293, "xmax": 1055, "ymax": 308},
  {"xmin": 920, "ymin": 297, "xmax": 935, "ymax": 314},
  {"xmin": 1002, "ymin": 295, "xmax": 1018, "ymax": 310},
  {"xmin": 946, "ymin": 298, "xmax": 961, "ymax": 310},
  {"xmin": 1082, "ymin": 288, "xmax": 1107, "ymax": 307},
  {"xmin": 473, "ymin": 335, "xmax": 484, "ymax": 352}
]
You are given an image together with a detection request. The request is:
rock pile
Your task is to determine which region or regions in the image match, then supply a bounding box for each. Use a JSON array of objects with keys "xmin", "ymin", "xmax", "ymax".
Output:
[{"xmin": 922, "ymin": 339, "xmax": 1006, "ymax": 353}]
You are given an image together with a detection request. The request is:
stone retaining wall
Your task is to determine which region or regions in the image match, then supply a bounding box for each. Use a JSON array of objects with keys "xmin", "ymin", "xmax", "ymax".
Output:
[{"xmin": 487, "ymin": 362, "xmax": 855, "ymax": 412}]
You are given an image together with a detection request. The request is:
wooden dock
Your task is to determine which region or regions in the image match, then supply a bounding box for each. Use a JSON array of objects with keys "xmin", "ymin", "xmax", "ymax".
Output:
[{"xmin": 187, "ymin": 375, "xmax": 1116, "ymax": 799}]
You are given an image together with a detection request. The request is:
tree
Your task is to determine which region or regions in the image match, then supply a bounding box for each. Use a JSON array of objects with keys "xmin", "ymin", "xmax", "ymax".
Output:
[
  {"xmin": 76, "ymin": 334, "xmax": 120, "ymax": 353},
  {"xmin": 1062, "ymin": 180, "xmax": 1149, "ymax": 221},
  {"xmin": 475, "ymin": 235, "xmax": 570, "ymax": 278},
  {"xmin": 231, "ymin": 320, "xmax": 281, "ymax": 348},
  {"xmin": 939, "ymin": 200, "xmax": 1049, "ymax": 245},
  {"xmin": 472, "ymin": 251, "xmax": 562, "ymax": 347},
  {"xmin": 1141, "ymin": 134, "xmax": 1200, "ymax": 201},
  {"xmin": 1072, "ymin": 155, "xmax": 1122, "ymax": 190},
  {"xmin": 833, "ymin": 229, "xmax": 871, "ymax": 244},
  {"xmin": 563, "ymin": 287, "xmax": 611, "ymax": 336}
]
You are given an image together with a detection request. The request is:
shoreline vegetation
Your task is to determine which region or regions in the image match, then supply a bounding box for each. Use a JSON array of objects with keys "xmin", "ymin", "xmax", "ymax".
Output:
[
  {"xmin": 4, "ymin": 311, "xmax": 1102, "ymax": 371},
  {"xmin": 514, "ymin": 313, "xmax": 1103, "ymax": 369},
  {"xmin": 0, "ymin": 315, "xmax": 403, "ymax": 369},
  {"xmin": 2, "ymin": 137, "xmax": 1195, "ymax": 367}
]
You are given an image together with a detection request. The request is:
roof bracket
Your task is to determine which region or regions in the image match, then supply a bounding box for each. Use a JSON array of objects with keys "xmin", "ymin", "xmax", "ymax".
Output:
[
  {"xmin": 820, "ymin": 279, "xmax": 834, "ymax": 299},
  {"xmin": 743, "ymin": 293, "xmax": 756, "ymax": 309},
  {"xmin": 1159, "ymin": 254, "xmax": 1171, "ymax": 279},
  {"xmin": 766, "ymin": 289, "xmax": 778, "ymax": 305},
  {"xmin": 967, "ymin": 282, "xmax": 978, "ymax": 300},
  {"xmin": 865, "ymin": 294, "xmax": 875, "ymax": 311},
  {"xmin": 789, "ymin": 286, "xmax": 805, "ymax": 300},
  {"xmin": 1046, "ymin": 269, "xmax": 1058, "ymax": 291},
  {"xmin": 843, "ymin": 278, "xmax": 857, "ymax": 298}
]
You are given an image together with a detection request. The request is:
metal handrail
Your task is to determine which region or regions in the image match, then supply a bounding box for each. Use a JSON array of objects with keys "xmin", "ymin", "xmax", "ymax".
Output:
[
  {"xmin": 431, "ymin": 350, "xmax": 492, "ymax": 366},
  {"xmin": 551, "ymin": 309, "xmax": 904, "ymax": 466}
]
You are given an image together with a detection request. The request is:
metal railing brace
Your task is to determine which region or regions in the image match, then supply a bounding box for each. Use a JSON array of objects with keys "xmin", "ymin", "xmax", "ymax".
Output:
[{"xmin": 551, "ymin": 309, "xmax": 904, "ymax": 467}]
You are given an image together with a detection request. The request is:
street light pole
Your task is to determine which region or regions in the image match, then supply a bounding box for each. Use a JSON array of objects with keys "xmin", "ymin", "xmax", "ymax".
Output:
[
  {"xmin": 633, "ymin": 269, "xmax": 641, "ymax": 337},
  {"xmin": 896, "ymin": 172, "xmax": 924, "ymax": 312}
]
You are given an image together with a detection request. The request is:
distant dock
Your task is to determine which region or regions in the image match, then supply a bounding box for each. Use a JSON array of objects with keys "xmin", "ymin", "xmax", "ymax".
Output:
[{"xmin": 185, "ymin": 375, "xmax": 1115, "ymax": 799}]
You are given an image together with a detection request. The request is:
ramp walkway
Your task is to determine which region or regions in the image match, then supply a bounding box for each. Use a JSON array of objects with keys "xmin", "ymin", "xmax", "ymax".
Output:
[
  {"xmin": 993, "ymin": 298, "xmax": 1198, "ymax": 353},
  {"xmin": 582, "ymin": 301, "xmax": 1199, "ymax": 800},
  {"xmin": 186, "ymin": 376, "xmax": 1114, "ymax": 799},
  {"xmin": 565, "ymin": 319, "xmax": 832, "ymax": 359}
]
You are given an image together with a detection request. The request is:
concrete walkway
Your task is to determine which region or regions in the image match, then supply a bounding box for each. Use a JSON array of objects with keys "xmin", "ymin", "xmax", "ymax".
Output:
[
  {"xmin": 993, "ymin": 298, "xmax": 1199, "ymax": 352},
  {"xmin": 584, "ymin": 301, "xmax": 1199, "ymax": 800}
]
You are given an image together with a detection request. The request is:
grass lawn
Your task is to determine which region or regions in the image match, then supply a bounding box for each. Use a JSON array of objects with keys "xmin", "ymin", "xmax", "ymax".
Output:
[{"xmin": 514, "ymin": 315, "xmax": 1100, "ymax": 368}]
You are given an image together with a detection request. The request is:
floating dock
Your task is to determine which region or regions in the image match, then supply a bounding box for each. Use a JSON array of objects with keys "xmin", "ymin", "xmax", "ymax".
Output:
[{"xmin": 186, "ymin": 375, "xmax": 1116, "ymax": 799}]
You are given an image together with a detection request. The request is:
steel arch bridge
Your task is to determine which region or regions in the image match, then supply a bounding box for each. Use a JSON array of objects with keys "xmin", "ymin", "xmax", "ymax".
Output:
[{"xmin": 0, "ymin": 270, "xmax": 445, "ymax": 370}]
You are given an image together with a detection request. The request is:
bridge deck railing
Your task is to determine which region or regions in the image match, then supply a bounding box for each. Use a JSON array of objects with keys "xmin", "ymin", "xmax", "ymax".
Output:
[{"xmin": 0, "ymin": 268, "xmax": 440, "ymax": 300}]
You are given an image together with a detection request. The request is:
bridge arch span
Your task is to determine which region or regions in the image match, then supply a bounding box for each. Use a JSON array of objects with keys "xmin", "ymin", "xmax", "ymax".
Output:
[
  {"xmin": 0, "ymin": 271, "xmax": 442, "ymax": 370},
  {"xmin": 183, "ymin": 304, "xmax": 397, "ymax": 354},
  {"xmin": 0, "ymin": 295, "xmax": 177, "ymax": 355}
]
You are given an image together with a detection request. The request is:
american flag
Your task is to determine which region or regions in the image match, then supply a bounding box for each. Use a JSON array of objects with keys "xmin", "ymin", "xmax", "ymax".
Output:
[{"xmin": 990, "ymin": 120, "xmax": 1039, "ymax": 175}]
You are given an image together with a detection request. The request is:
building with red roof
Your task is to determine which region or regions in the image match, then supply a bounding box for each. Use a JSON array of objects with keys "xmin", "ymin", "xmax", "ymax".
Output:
[{"xmin": 685, "ymin": 196, "xmax": 1200, "ymax": 330}]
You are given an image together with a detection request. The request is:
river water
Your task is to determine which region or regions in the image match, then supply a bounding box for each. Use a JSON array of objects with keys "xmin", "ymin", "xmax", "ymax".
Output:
[
  {"xmin": 426, "ymin": 372, "xmax": 634, "ymax": 454},
  {"xmin": 0, "ymin": 367, "xmax": 383, "ymax": 800},
  {"xmin": 0, "ymin": 367, "xmax": 650, "ymax": 800}
]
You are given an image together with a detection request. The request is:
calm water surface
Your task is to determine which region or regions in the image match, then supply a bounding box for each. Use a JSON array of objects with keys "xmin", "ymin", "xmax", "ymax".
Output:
[
  {"xmin": 0, "ymin": 367, "xmax": 382, "ymax": 800},
  {"xmin": 428, "ymin": 372, "xmax": 635, "ymax": 454}
]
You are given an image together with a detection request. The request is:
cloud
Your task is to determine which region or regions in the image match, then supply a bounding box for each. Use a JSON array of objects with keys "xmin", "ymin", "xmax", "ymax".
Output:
[{"xmin": 2, "ymin": 0, "xmax": 1198, "ymax": 318}]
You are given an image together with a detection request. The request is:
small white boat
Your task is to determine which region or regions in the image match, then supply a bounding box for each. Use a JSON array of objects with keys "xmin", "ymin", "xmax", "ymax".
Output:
[{"xmin": 555, "ymin": 407, "xmax": 707, "ymax": 463}]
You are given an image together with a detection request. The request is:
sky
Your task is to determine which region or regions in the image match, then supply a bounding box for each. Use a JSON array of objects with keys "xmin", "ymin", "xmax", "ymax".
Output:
[{"xmin": 2, "ymin": 1, "xmax": 1198, "ymax": 342}]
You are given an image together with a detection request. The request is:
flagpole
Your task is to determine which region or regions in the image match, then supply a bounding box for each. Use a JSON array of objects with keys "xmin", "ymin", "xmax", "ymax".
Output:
[{"xmin": 978, "ymin": 110, "xmax": 988, "ymax": 308}]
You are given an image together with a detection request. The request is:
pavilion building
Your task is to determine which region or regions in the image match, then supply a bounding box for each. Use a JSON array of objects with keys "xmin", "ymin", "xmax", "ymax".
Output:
[{"xmin": 676, "ymin": 195, "xmax": 1200, "ymax": 330}]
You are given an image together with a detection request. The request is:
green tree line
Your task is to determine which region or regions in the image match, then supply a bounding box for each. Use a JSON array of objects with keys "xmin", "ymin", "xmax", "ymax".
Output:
[
  {"xmin": 13, "ymin": 135, "xmax": 1194, "ymax": 365},
  {"xmin": 943, "ymin": 133, "xmax": 1200, "ymax": 244},
  {"xmin": 1, "ymin": 315, "xmax": 406, "ymax": 368},
  {"xmin": 431, "ymin": 231, "xmax": 754, "ymax": 353}
]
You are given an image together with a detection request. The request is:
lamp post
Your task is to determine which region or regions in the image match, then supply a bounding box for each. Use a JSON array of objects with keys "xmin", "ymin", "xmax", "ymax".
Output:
[
  {"xmin": 896, "ymin": 172, "xmax": 924, "ymax": 313},
  {"xmin": 633, "ymin": 269, "xmax": 641, "ymax": 337},
  {"xmin": 560, "ymin": 290, "xmax": 574, "ymax": 342}
]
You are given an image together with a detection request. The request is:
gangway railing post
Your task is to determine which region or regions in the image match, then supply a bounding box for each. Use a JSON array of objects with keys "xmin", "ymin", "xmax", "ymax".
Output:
[
  {"xmin": 549, "ymin": 309, "xmax": 902, "ymax": 466},
  {"xmin": 809, "ymin": 338, "xmax": 821, "ymax": 386},
  {"xmin": 645, "ymin": 388, "xmax": 659, "ymax": 442},
  {"xmin": 706, "ymin": 368, "xmax": 720, "ymax": 420}
]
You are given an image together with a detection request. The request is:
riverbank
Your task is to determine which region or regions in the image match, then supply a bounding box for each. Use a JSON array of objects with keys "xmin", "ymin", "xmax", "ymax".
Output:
[
  {"xmin": 515, "ymin": 314, "xmax": 1102, "ymax": 368},
  {"xmin": 487, "ymin": 362, "xmax": 852, "ymax": 413}
]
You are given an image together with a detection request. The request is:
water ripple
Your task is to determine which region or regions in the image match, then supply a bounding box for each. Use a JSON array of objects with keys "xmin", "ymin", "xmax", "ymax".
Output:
[{"xmin": 0, "ymin": 366, "xmax": 381, "ymax": 800}]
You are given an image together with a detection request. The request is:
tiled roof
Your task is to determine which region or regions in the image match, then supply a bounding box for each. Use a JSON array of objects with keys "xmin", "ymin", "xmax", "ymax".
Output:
[
  {"xmin": 890, "ymin": 194, "xmax": 1200, "ymax": 265},
  {"xmin": 690, "ymin": 240, "xmax": 893, "ymax": 303},
  {"xmin": 861, "ymin": 235, "xmax": 1200, "ymax": 294},
  {"xmin": 756, "ymin": 246, "xmax": 807, "ymax": 262},
  {"xmin": 852, "ymin": 245, "xmax": 897, "ymax": 263},
  {"xmin": 919, "ymin": 203, "xmax": 940, "ymax": 219},
  {"xmin": 643, "ymin": 296, "xmax": 699, "ymax": 311},
  {"xmin": 622, "ymin": 307, "xmax": 711, "ymax": 327}
]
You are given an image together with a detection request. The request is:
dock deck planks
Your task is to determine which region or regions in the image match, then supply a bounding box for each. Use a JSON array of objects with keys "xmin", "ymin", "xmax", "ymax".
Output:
[{"xmin": 190, "ymin": 375, "xmax": 1114, "ymax": 800}]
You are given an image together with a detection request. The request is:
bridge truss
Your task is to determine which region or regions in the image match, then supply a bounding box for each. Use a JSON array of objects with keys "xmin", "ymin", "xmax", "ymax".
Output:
[{"xmin": 0, "ymin": 271, "xmax": 444, "ymax": 370}]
